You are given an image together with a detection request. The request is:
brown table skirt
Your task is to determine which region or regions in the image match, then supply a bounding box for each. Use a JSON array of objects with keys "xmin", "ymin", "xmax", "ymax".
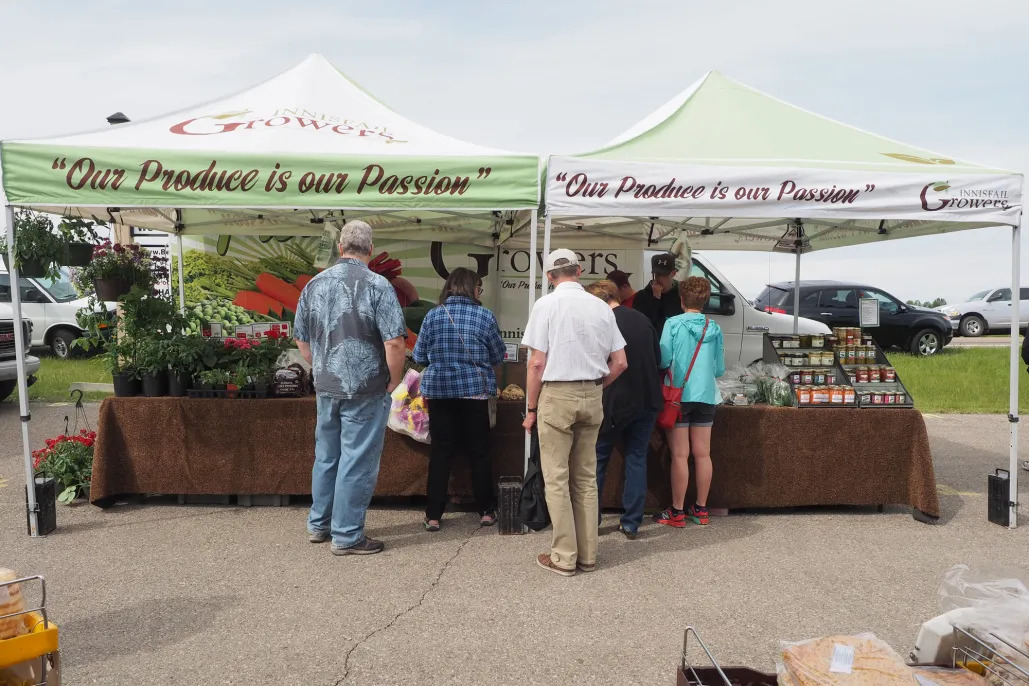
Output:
[{"xmin": 90, "ymin": 398, "xmax": 939, "ymax": 517}]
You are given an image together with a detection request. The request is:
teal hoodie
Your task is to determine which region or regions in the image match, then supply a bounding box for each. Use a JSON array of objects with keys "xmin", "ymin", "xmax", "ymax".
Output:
[{"xmin": 659, "ymin": 313, "xmax": 725, "ymax": 406}]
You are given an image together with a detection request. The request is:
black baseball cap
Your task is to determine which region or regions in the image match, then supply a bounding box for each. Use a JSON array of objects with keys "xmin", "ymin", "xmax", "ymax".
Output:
[{"xmin": 651, "ymin": 253, "xmax": 676, "ymax": 276}]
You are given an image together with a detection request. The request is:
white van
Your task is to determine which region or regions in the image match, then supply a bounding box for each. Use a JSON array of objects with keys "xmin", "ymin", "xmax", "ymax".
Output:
[
  {"xmin": 0, "ymin": 267, "xmax": 117, "ymax": 358},
  {"xmin": 670, "ymin": 253, "xmax": 829, "ymax": 368},
  {"xmin": 938, "ymin": 287, "xmax": 1029, "ymax": 337}
]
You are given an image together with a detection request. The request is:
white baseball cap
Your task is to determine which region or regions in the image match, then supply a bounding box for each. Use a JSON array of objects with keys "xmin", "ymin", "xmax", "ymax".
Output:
[{"xmin": 542, "ymin": 248, "xmax": 580, "ymax": 273}]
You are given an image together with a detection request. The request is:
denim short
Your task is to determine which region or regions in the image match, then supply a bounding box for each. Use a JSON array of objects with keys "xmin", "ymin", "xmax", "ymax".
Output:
[{"xmin": 675, "ymin": 402, "xmax": 716, "ymax": 428}]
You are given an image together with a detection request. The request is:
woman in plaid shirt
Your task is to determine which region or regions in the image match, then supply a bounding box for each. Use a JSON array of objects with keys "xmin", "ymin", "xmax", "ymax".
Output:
[{"xmin": 413, "ymin": 268, "xmax": 506, "ymax": 531}]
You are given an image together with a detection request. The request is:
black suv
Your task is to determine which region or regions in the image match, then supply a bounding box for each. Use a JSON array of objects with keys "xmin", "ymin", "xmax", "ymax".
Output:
[{"xmin": 755, "ymin": 281, "xmax": 953, "ymax": 356}]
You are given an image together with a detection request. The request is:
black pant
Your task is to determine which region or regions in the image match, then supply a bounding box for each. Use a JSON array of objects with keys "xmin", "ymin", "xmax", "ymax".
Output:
[{"xmin": 425, "ymin": 398, "xmax": 495, "ymax": 519}]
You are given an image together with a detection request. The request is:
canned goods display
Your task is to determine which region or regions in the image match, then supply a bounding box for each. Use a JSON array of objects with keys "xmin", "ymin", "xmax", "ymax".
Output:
[
  {"xmin": 871, "ymin": 391, "xmax": 884, "ymax": 404},
  {"xmin": 846, "ymin": 347, "xmax": 856, "ymax": 364},
  {"xmin": 825, "ymin": 371, "xmax": 836, "ymax": 385},
  {"xmin": 821, "ymin": 352, "xmax": 834, "ymax": 366},
  {"xmin": 884, "ymin": 391, "xmax": 896, "ymax": 405},
  {"xmin": 869, "ymin": 367, "xmax": 881, "ymax": 383},
  {"xmin": 857, "ymin": 367, "xmax": 870, "ymax": 384},
  {"xmin": 811, "ymin": 334, "xmax": 825, "ymax": 349},
  {"xmin": 843, "ymin": 387, "xmax": 856, "ymax": 404},
  {"xmin": 856, "ymin": 347, "xmax": 867, "ymax": 363},
  {"xmin": 802, "ymin": 369, "xmax": 814, "ymax": 385},
  {"xmin": 829, "ymin": 386, "xmax": 844, "ymax": 404},
  {"xmin": 812, "ymin": 387, "xmax": 830, "ymax": 404},
  {"xmin": 789, "ymin": 370, "xmax": 802, "ymax": 385},
  {"xmin": 797, "ymin": 386, "xmax": 812, "ymax": 405},
  {"xmin": 883, "ymin": 367, "xmax": 896, "ymax": 382},
  {"xmin": 807, "ymin": 352, "xmax": 822, "ymax": 365}
]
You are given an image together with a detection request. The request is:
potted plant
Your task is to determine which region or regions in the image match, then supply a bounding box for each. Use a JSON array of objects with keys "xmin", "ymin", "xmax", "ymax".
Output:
[
  {"xmin": 75, "ymin": 241, "xmax": 163, "ymax": 302},
  {"xmin": 137, "ymin": 337, "xmax": 169, "ymax": 397},
  {"xmin": 166, "ymin": 334, "xmax": 216, "ymax": 396},
  {"xmin": 0, "ymin": 210, "xmax": 64, "ymax": 279},
  {"xmin": 33, "ymin": 429, "xmax": 96, "ymax": 504},
  {"xmin": 74, "ymin": 296, "xmax": 141, "ymax": 395},
  {"xmin": 57, "ymin": 217, "xmax": 103, "ymax": 266},
  {"xmin": 196, "ymin": 369, "xmax": 230, "ymax": 397}
]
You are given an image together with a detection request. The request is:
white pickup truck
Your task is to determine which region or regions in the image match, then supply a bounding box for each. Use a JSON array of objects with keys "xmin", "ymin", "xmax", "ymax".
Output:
[
  {"xmin": 0, "ymin": 319, "xmax": 39, "ymax": 402},
  {"xmin": 686, "ymin": 253, "xmax": 829, "ymax": 368}
]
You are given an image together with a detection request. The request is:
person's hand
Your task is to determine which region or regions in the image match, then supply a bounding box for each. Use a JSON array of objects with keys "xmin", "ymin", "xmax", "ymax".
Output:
[
  {"xmin": 386, "ymin": 380, "xmax": 399, "ymax": 394},
  {"xmin": 522, "ymin": 412, "xmax": 536, "ymax": 432},
  {"xmin": 651, "ymin": 280, "xmax": 664, "ymax": 298}
]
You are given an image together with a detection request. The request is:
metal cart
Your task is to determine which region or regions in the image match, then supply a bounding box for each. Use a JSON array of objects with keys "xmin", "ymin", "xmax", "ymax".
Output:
[
  {"xmin": 677, "ymin": 627, "xmax": 776, "ymax": 686},
  {"xmin": 953, "ymin": 625, "xmax": 1029, "ymax": 685},
  {"xmin": 0, "ymin": 576, "xmax": 59, "ymax": 686}
]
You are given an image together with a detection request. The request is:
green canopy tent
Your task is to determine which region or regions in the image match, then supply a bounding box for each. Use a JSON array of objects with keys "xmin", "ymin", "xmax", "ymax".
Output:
[
  {"xmin": 1, "ymin": 54, "xmax": 541, "ymax": 535},
  {"xmin": 543, "ymin": 71, "xmax": 1024, "ymax": 527}
]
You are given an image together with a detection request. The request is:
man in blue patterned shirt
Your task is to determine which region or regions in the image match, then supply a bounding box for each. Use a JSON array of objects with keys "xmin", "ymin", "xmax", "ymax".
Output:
[{"xmin": 294, "ymin": 220, "xmax": 407, "ymax": 556}]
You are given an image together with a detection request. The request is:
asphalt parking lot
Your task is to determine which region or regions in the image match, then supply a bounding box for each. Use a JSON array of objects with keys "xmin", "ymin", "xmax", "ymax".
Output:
[{"xmin": 2, "ymin": 402, "xmax": 1027, "ymax": 685}]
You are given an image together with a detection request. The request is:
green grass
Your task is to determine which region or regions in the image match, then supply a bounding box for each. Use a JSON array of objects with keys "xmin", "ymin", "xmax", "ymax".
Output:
[
  {"xmin": 7, "ymin": 356, "xmax": 112, "ymax": 404},
  {"xmin": 891, "ymin": 347, "xmax": 1029, "ymax": 414}
]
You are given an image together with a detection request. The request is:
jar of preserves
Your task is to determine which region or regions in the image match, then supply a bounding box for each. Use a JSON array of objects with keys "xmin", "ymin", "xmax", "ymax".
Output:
[
  {"xmin": 789, "ymin": 370, "xmax": 802, "ymax": 385},
  {"xmin": 822, "ymin": 352, "xmax": 835, "ymax": 366},
  {"xmin": 802, "ymin": 369, "xmax": 814, "ymax": 385},
  {"xmin": 869, "ymin": 367, "xmax": 882, "ymax": 383},
  {"xmin": 797, "ymin": 387, "xmax": 812, "ymax": 405},
  {"xmin": 862, "ymin": 333, "xmax": 874, "ymax": 346},
  {"xmin": 847, "ymin": 370, "xmax": 858, "ymax": 384},
  {"xmin": 867, "ymin": 345, "xmax": 878, "ymax": 363},
  {"xmin": 859, "ymin": 391, "xmax": 873, "ymax": 405},
  {"xmin": 812, "ymin": 387, "xmax": 829, "ymax": 404},
  {"xmin": 800, "ymin": 334, "xmax": 812, "ymax": 348},
  {"xmin": 811, "ymin": 334, "xmax": 825, "ymax": 349},
  {"xmin": 829, "ymin": 386, "xmax": 844, "ymax": 404},
  {"xmin": 846, "ymin": 347, "xmax": 857, "ymax": 364},
  {"xmin": 871, "ymin": 391, "xmax": 884, "ymax": 404},
  {"xmin": 825, "ymin": 370, "xmax": 837, "ymax": 385},
  {"xmin": 773, "ymin": 337, "xmax": 783, "ymax": 348},
  {"xmin": 807, "ymin": 352, "xmax": 821, "ymax": 365},
  {"xmin": 843, "ymin": 387, "xmax": 856, "ymax": 404},
  {"xmin": 857, "ymin": 367, "xmax": 870, "ymax": 384},
  {"xmin": 812, "ymin": 370, "xmax": 825, "ymax": 385},
  {"xmin": 896, "ymin": 391, "xmax": 907, "ymax": 404},
  {"xmin": 856, "ymin": 347, "xmax": 867, "ymax": 363},
  {"xmin": 883, "ymin": 367, "xmax": 896, "ymax": 382}
]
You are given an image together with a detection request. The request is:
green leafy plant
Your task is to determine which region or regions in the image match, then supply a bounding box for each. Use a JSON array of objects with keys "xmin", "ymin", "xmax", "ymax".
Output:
[
  {"xmin": 33, "ymin": 429, "xmax": 95, "ymax": 503},
  {"xmin": 0, "ymin": 210, "xmax": 65, "ymax": 279},
  {"xmin": 197, "ymin": 368, "xmax": 230, "ymax": 387}
]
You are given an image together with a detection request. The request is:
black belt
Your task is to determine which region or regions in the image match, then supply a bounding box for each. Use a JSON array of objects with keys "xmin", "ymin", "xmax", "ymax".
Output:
[{"xmin": 544, "ymin": 379, "xmax": 603, "ymax": 386}]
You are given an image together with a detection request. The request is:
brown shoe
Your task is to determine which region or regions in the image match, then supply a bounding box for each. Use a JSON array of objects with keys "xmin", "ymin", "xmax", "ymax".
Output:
[
  {"xmin": 576, "ymin": 562, "xmax": 596, "ymax": 573},
  {"xmin": 536, "ymin": 553, "xmax": 575, "ymax": 577}
]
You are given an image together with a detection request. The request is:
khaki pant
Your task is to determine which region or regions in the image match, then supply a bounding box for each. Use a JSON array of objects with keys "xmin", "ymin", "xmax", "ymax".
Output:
[{"xmin": 537, "ymin": 381, "xmax": 604, "ymax": 569}]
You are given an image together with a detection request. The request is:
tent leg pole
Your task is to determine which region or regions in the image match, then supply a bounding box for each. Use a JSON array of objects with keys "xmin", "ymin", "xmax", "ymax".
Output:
[
  {"xmin": 6, "ymin": 206, "xmax": 38, "ymax": 537},
  {"xmin": 1009, "ymin": 218, "xmax": 1022, "ymax": 530},
  {"xmin": 793, "ymin": 248, "xmax": 801, "ymax": 335},
  {"xmin": 176, "ymin": 233, "xmax": 186, "ymax": 314},
  {"xmin": 541, "ymin": 213, "xmax": 552, "ymax": 296},
  {"xmin": 524, "ymin": 208, "xmax": 539, "ymax": 476}
]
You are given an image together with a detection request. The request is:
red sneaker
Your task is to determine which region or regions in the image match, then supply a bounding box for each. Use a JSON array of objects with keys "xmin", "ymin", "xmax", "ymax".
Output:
[
  {"xmin": 687, "ymin": 505, "xmax": 710, "ymax": 526},
  {"xmin": 653, "ymin": 508, "xmax": 686, "ymax": 528}
]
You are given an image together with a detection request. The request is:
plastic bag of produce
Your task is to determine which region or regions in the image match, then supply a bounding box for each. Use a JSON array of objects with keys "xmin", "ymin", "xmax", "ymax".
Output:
[
  {"xmin": 776, "ymin": 632, "xmax": 915, "ymax": 685},
  {"xmin": 388, "ymin": 369, "xmax": 430, "ymax": 443}
]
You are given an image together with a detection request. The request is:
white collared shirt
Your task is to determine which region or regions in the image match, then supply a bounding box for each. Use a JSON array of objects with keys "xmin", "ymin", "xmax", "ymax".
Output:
[{"xmin": 521, "ymin": 281, "xmax": 626, "ymax": 382}]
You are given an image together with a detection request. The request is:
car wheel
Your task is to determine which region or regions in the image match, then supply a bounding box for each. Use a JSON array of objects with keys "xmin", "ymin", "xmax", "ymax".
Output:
[
  {"xmin": 0, "ymin": 380, "xmax": 15, "ymax": 403},
  {"xmin": 960, "ymin": 315, "xmax": 986, "ymax": 337},
  {"xmin": 49, "ymin": 329, "xmax": 79, "ymax": 359},
  {"xmin": 911, "ymin": 329, "xmax": 942, "ymax": 356}
]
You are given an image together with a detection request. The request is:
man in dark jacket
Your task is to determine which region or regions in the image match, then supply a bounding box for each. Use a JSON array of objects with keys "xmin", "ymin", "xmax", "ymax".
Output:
[
  {"xmin": 632, "ymin": 252, "xmax": 683, "ymax": 337},
  {"xmin": 586, "ymin": 280, "xmax": 662, "ymax": 539}
]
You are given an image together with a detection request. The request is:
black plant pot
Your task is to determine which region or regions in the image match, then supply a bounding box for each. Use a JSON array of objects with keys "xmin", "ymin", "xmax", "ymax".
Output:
[
  {"xmin": 2, "ymin": 254, "xmax": 48, "ymax": 278},
  {"xmin": 64, "ymin": 242, "xmax": 94, "ymax": 266},
  {"xmin": 93, "ymin": 277, "xmax": 132, "ymax": 302},
  {"xmin": 112, "ymin": 372, "xmax": 141, "ymax": 397},
  {"xmin": 141, "ymin": 372, "xmax": 168, "ymax": 397},
  {"xmin": 167, "ymin": 370, "xmax": 192, "ymax": 397}
]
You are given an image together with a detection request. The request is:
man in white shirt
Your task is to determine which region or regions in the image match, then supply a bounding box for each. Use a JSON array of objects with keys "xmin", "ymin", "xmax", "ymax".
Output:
[{"xmin": 522, "ymin": 249, "xmax": 628, "ymax": 576}]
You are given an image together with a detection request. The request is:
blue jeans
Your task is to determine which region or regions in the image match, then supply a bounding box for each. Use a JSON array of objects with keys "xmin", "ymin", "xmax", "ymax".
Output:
[
  {"xmin": 595, "ymin": 409, "xmax": 658, "ymax": 533},
  {"xmin": 309, "ymin": 392, "xmax": 390, "ymax": 548}
]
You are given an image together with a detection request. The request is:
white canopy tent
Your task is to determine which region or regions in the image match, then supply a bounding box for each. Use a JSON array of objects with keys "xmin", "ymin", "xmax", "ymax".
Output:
[
  {"xmin": 544, "ymin": 71, "xmax": 1024, "ymax": 527},
  {"xmin": 1, "ymin": 54, "xmax": 542, "ymax": 535}
]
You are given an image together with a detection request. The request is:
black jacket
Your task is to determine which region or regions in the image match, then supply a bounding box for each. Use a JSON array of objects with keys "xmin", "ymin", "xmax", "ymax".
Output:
[
  {"xmin": 1022, "ymin": 334, "xmax": 1029, "ymax": 367},
  {"xmin": 632, "ymin": 281, "xmax": 682, "ymax": 338},
  {"xmin": 602, "ymin": 306, "xmax": 662, "ymax": 430}
]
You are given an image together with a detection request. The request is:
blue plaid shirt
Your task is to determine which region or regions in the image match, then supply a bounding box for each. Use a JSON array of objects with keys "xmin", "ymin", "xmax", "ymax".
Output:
[{"xmin": 412, "ymin": 296, "xmax": 506, "ymax": 399}]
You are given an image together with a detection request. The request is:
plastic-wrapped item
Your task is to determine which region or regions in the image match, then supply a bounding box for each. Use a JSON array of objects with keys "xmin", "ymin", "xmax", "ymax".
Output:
[
  {"xmin": 910, "ymin": 666, "xmax": 988, "ymax": 685},
  {"xmin": 719, "ymin": 364, "xmax": 760, "ymax": 405},
  {"xmin": 939, "ymin": 564, "xmax": 1029, "ymax": 667},
  {"xmin": 387, "ymin": 369, "xmax": 430, "ymax": 443},
  {"xmin": 0, "ymin": 568, "xmax": 27, "ymax": 640},
  {"xmin": 776, "ymin": 633, "xmax": 916, "ymax": 685}
]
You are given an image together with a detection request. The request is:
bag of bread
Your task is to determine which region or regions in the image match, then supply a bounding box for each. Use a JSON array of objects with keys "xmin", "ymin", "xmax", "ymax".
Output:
[
  {"xmin": 910, "ymin": 667, "xmax": 988, "ymax": 686},
  {"xmin": 777, "ymin": 633, "xmax": 917, "ymax": 685},
  {"xmin": 0, "ymin": 568, "xmax": 28, "ymax": 640}
]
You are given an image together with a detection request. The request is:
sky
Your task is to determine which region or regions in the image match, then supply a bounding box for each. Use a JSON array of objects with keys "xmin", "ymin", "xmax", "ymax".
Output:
[{"xmin": 0, "ymin": 0, "xmax": 1026, "ymax": 306}]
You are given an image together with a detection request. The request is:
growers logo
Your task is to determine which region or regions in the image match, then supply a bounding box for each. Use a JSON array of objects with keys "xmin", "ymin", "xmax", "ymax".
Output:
[
  {"xmin": 920, "ymin": 181, "xmax": 1010, "ymax": 213},
  {"xmin": 170, "ymin": 107, "xmax": 406, "ymax": 143}
]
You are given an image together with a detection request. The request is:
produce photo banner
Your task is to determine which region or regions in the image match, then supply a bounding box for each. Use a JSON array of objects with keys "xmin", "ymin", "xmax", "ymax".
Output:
[
  {"xmin": 0, "ymin": 143, "xmax": 540, "ymax": 209},
  {"xmin": 178, "ymin": 235, "xmax": 642, "ymax": 344}
]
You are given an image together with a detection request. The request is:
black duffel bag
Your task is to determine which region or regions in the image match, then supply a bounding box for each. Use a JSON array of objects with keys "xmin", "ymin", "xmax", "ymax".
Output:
[{"xmin": 518, "ymin": 426, "xmax": 550, "ymax": 531}]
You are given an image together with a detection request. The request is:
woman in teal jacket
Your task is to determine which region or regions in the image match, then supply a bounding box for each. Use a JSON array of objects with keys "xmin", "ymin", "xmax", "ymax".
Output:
[{"xmin": 654, "ymin": 276, "xmax": 725, "ymax": 528}]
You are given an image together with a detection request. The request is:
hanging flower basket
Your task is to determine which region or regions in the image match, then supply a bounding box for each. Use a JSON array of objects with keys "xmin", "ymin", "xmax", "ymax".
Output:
[
  {"xmin": 94, "ymin": 277, "xmax": 133, "ymax": 302},
  {"xmin": 64, "ymin": 242, "xmax": 94, "ymax": 267},
  {"xmin": 1, "ymin": 254, "xmax": 48, "ymax": 278}
]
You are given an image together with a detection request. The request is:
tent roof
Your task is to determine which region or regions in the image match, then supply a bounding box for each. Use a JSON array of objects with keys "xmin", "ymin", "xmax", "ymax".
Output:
[
  {"xmin": 1, "ymin": 54, "xmax": 539, "ymax": 244},
  {"xmin": 545, "ymin": 71, "xmax": 1022, "ymax": 253}
]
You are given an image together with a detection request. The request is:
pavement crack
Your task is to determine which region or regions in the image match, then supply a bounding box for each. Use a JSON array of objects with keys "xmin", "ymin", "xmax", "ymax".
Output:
[{"xmin": 334, "ymin": 523, "xmax": 480, "ymax": 686}]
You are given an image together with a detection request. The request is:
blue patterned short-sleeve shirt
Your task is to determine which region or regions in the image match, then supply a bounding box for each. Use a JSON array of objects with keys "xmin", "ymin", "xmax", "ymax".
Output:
[{"xmin": 294, "ymin": 258, "xmax": 407, "ymax": 399}]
